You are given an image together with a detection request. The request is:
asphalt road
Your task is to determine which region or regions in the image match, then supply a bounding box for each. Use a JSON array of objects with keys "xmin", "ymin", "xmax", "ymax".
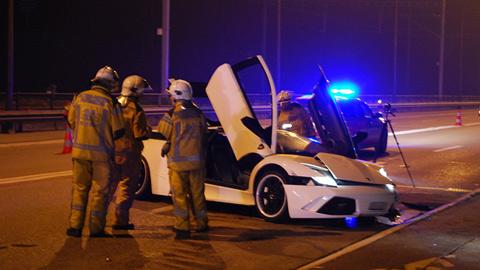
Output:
[{"xmin": 0, "ymin": 109, "xmax": 479, "ymax": 269}]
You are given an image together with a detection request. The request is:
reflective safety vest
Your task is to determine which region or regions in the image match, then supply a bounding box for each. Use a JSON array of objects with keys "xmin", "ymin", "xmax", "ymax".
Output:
[
  {"xmin": 68, "ymin": 86, "xmax": 125, "ymax": 161},
  {"xmin": 115, "ymin": 97, "xmax": 151, "ymax": 156},
  {"xmin": 157, "ymin": 100, "xmax": 207, "ymax": 171},
  {"xmin": 278, "ymin": 102, "xmax": 316, "ymax": 137}
]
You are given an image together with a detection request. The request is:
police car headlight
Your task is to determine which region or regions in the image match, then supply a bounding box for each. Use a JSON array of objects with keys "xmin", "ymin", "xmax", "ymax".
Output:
[
  {"xmin": 379, "ymin": 167, "xmax": 388, "ymax": 178},
  {"xmin": 385, "ymin": 183, "xmax": 395, "ymax": 193}
]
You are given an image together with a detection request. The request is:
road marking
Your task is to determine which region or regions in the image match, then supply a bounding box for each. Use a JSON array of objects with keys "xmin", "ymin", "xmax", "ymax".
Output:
[
  {"xmin": 433, "ymin": 145, "xmax": 464, "ymax": 152},
  {"xmin": 390, "ymin": 122, "xmax": 480, "ymax": 136},
  {"xmin": 389, "ymin": 125, "xmax": 458, "ymax": 136},
  {"xmin": 405, "ymin": 257, "xmax": 454, "ymax": 270},
  {"xmin": 0, "ymin": 139, "xmax": 63, "ymax": 148},
  {"xmin": 0, "ymin": 170, "xmax": 72, "ymax": 185},
  {"xmin": 297, "ymin": 188, "xmax": 480, "ymax": 270},
  {"xmin": 396, "ymin": 185, "xmax": 472, "ymax": 193}
]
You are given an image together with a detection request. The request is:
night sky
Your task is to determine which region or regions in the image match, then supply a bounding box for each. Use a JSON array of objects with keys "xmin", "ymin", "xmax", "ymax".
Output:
[{"xmin": 2, "ymin": 0, "xmax": 480, "ymax": 97}]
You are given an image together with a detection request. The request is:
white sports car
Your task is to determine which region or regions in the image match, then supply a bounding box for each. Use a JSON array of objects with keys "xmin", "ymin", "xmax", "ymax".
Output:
[{"xmin": 136, "ymin": 55, "xmax": 396, "ymax": 222}]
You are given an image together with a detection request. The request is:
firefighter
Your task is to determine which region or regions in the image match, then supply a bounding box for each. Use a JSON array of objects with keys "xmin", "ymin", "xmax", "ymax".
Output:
[
  {"xmin": 277, "ymin": 90, "xmax": 316, "ymax": 137},
  {"xmin": 111, "ymin": 75, "xmax": 152, "ymax": 230},
  {"xmin": 66, "ymin": 66, "xmax": 125, "ymax": 238},
  {"xmin": 157, "ymin": 79, "xmax": 208, "ymax": 240}
]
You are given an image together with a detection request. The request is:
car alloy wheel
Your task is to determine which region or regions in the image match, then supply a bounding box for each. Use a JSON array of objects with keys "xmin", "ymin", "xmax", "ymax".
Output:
[
  {"xmin": 135, "ymin": 156, "xmax": 151, "ymax": 200},
  {"xmin": 255, "ymin": 171, "xmax": 288, "ymax": 222}
]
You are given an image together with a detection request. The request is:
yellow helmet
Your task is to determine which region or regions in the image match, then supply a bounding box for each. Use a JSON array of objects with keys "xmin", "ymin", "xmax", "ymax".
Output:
[{"xmin": 277, "ymin": 90, "xmax": 292, "ymax": 104}]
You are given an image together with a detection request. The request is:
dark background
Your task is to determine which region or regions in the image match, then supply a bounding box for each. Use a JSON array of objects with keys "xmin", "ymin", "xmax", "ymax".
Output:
[{"xmin": 2, "ymin": 0, "xmax": 480, "ymax": 97}]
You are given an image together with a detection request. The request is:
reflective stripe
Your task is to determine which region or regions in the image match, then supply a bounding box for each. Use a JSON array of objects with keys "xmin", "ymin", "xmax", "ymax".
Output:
[
  {"xmin": 71, "ymin": 204, "xmax": 85, "ymax": 211},
  {"xmin": 79, "ymin": 94, "xmax": 110, "ymax": 107},
  {"xmin": 73, "ymin": 143, "xmax": 108, "ymax": 153},
  {"xmin": 170, "ymin": 155, "xmax": 202, "ymax": 163},
  {"xmin": 161, "ymin": 114, "xmax": 173, "ymax": 124}
]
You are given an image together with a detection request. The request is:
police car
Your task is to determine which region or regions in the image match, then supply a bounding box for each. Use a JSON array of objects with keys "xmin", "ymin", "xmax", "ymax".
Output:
[
  {"xmin": 336, "ymin": 98, "xmax": 388, "ymax": 153},
  {"xmin": 136, "ymin": 56, "xmax": 396, "ymax": 222}
]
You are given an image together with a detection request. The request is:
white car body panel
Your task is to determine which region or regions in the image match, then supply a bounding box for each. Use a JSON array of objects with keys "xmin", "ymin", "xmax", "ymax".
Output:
[
  {"xmin": 142, "ymin": 137, "xmax": 256, "ymax": 205},
  {"xmin": 248, "ymin": 153, "xmax": 395, "ymax": 218},
  {"xmin": 142, "ymin": 138, "xmax": 170, "ymax": 196},
  {"xmin": 284, "ymin": 184, "xmax": 395, "ymax": 218},
  {"xmin": 315, "ymin": 153, "xmax": 391, "ymax": 185},
  {"xmin": 205, "ymin": 63, "xmax": 272, "ymax": 159}
]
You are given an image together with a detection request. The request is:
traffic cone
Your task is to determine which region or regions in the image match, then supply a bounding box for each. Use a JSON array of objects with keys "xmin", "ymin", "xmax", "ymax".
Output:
[
  {"xmin": 60, "ymin": 126, "xmax": 73, "ymax": 154},
  {"xmin": 455, "ymin": 109, "xmax": 462, "ymax": 126}
]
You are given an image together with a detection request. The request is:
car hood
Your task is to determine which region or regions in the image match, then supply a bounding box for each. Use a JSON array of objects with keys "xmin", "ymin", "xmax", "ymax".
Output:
[{"xmin": 315, "ymin": 152, "xmax": 392, "ymax": 185}]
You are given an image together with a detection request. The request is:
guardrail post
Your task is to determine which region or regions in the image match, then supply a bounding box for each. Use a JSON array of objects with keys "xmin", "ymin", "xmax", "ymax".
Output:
[{"xmin": 49, "ymin": 93, "xmax": 54, "ymax": 109}]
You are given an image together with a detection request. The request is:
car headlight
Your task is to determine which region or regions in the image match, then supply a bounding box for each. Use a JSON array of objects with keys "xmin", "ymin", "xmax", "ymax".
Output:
[
  {"xmin": 385, "ymin": 183, "xmax": 395, "ymax": 193},
  {"xmin": 311, "ymin": 175, "xmax": 338, "ymax": 187},
  {"xmin": 302, "ymin": 163, "xmax": 338, "ymax": 187}
]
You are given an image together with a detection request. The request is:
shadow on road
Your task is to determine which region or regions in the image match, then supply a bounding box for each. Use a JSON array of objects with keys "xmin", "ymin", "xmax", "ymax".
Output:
[{"xmin": 39, "ymin": 233, "xmax": 147, "ymax": 269}]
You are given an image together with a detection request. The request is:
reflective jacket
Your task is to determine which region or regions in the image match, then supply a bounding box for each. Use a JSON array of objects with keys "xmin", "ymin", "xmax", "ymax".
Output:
[
  {"xmin": 278, "ymin": 102, "xmax": 315, "ymax": 137},
  {"xmin": 157, "ymin": 100, "xmax": 207, "ymax": 171},
  {"xmin": 68, "ymin": 86, "xmax": 125, "ymax": 161},
  {"xmin": 115, "ymin": 96, "xmax": 151, "ymax": 157}
]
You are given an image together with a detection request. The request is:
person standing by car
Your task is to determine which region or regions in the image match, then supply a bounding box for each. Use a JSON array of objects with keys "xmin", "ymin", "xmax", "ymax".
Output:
[
  {"xmin": 66, "ymin": 66, "xmax": 125, "ymax": 238},
  {"xmin": 110, "ymin": 75, "xmax": 152, "ymax": 230},
  {"xmin": 277, "ymin": 90, "xmax": 316, "ymax": 137},
  {"xmin": 157, "ymin": 79, "xmax": 208, "ymax": 240}
]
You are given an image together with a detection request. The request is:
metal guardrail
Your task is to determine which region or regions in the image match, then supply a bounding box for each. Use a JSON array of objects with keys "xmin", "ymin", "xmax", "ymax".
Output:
[
  {"xmin": 1, "ymin": 92, "xmax": 480, "ymax": 133},
  {"xmin": 2, "ymin": 92, "xmax": 480, "ymax": 110}
]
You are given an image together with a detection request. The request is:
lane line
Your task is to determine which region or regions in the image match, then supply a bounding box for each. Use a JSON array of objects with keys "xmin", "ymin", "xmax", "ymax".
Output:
[
  {"xmin": 433, "ymin": 145, "xmax": 464, "ymax": 153},
  {"xmin": 390, "ymin": 122, "xmax": 480, "ymax": 136},
  {"xmin": 0, "ymin": 139, "xmax": 63, "ymax": 148},
  {"xmin": 0, "ymin": 170, "xmax": 72, "ymax": 185},
  {"xmin": 389, "ymin": 125, "xmax": 458, "ymax": 136},
  {"xmin": 396, "ymin": 185, "xmax": 472, "ymax": 193},
  {"xmin": 297, "ymin": 188, "xmax": 480, "ymax": 270}
]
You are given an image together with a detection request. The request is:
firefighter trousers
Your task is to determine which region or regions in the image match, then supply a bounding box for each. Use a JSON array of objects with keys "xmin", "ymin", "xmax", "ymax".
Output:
[
  {"xmin": 111, "ymin": 153, "xmax": 141, "ymax": 226},
  {"xmin": 169, "ymin": 168, "xmax": 208, "ymax": 231},
  {"xmin": 69, "ymin": 158, "xmax": 113, "ymax": 234}
]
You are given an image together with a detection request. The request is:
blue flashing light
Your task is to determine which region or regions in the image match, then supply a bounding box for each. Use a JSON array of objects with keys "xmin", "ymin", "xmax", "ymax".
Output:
[
  {"xmin": 329, "ymin": 81, "xmax": 359, "ymax": 100},
  {"xmin": 344, "ymin": 217, "xmax": 358, "ymax": 228}
]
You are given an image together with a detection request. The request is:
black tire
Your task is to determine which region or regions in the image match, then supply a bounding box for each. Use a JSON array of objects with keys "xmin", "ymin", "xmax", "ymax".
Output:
[
  {"xmin": 254, "ymin": 170, "xmax": 289, "ymax": 222},
  {"xmin": 135, "ymin": 156, "xmax": 152, "ymax": 200},
  {"xmin": 375, "ymin": 126, "xmax": 388, "ymax": 154}
]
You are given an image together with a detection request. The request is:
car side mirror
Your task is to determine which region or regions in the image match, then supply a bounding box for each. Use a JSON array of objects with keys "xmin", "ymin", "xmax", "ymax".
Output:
[
  {"xmin": 374, "ymin": 112, "xmax": 382, "ymax": 118},
  {"xmin": 352, "ymin": 131, "xmax": 368, "ymax": 145}
]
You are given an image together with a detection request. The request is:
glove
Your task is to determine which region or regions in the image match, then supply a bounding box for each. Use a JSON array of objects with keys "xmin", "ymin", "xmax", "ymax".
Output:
[{"xmin": 161, "ymin": 142, "xmax": 170, "ymax": 157}]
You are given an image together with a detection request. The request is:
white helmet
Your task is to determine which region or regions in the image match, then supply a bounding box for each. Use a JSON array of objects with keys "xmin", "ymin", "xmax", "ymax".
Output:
[
  {"xmin": 277, "ymin": 90, "xmax": 292, "ymax": 104},
  {"xmin": 167, "ymin": 79, "xmax": 192, "ymax": 101},
  {"xmin": 91, "ymin": 65, "xmax": 120, "ymax": 91},
  {"xmin": 121, "ymin": 75, "xmax": 152, "ymax": 97}
]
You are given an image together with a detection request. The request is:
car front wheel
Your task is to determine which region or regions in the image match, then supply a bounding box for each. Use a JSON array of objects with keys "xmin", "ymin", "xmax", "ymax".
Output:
[
  {"xmin": 135, "ymin": 156, "xmax": 152, "ymax": 200},
  {"xmin": 255, "ymin": 170, "xmax": 289, "ymax": 222}
]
